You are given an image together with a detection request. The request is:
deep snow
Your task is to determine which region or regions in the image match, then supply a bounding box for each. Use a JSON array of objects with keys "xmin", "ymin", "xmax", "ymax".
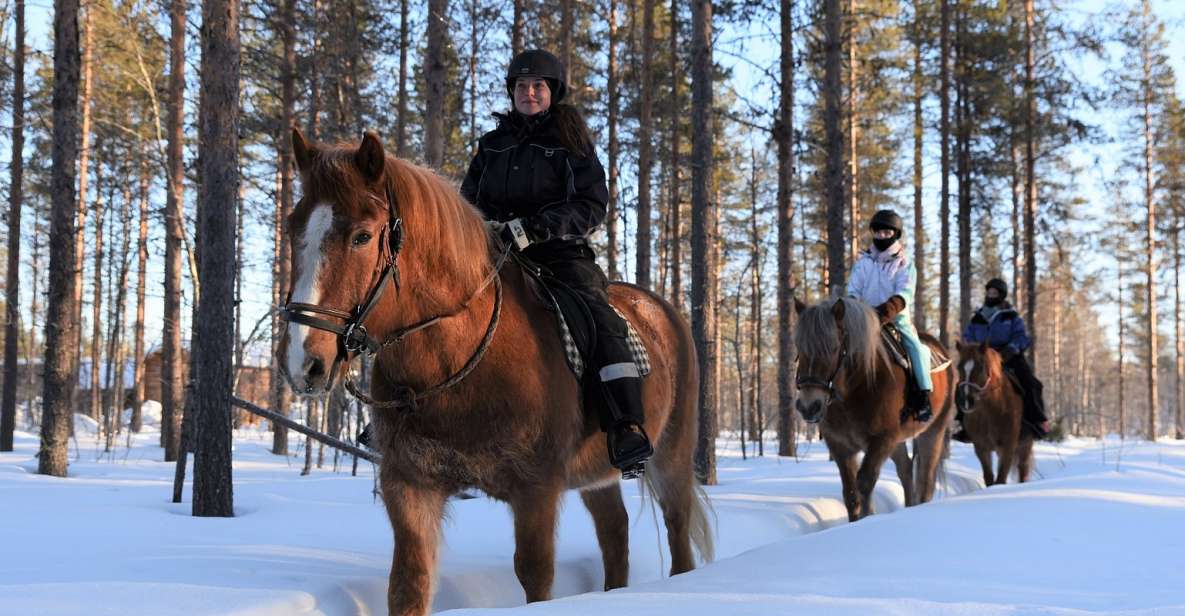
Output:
[{"xmin": 1, "ymin": 417, "xmax": 1182, "ymax": 615}]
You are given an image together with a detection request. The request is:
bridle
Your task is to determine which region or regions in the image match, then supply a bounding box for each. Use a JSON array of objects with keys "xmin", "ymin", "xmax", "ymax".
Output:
[
  {"xmin": 280, "ymin": 182, "xmax": 512, "ymax": 410},
  {"xmin": 956, "ymin": 356, "xmax": 994, "ymax": 411},
  {"xmin": 795, "ymin": 330, "xmax": 849, "ymax": 407}
]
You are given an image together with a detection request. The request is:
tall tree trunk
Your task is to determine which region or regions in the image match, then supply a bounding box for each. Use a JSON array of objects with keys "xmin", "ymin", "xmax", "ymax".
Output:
[
  {"xmin": 512, "ymin": 0, "xmax": 524, "ymax": 56},
  {"xmin": 131, "ymin": 146, "xmax": 149, "ymax": 433},
  {"xmin": 26, "ymin": 202, "xmax": 43, "ymax": 430},
  {"xmin": 690, "ymin": 0, "xmax": 716, "ymax": 485},
  {"xmin": 424, "ymin": 0, "xmax": 447, "ymax": 168},
  {"xmin": 1023, "ymin": 0, "xmax": 1037, "ymax": 361},
  {"xmin": 847, "ymin": 0, "xmax": 859, "ymax": 266},
  {"xmin": 307, "ymin": 0, "xmax": 321, "ymax": 138},
  {"xmin": 1011, "ymin": 137, "xmax": 1022, "ymax": 313},
  {"xmin": 89, "ymin": 183, "xmax": 105, "ymax": 421},
  {"xmin": 104, "ymin": 186, "xmax": 132, "ymax": 449},
  {"xmin": 1, "ymin": 0, "xmax": 26, "ymax": 451},
  {"xmin": 1118, "ymin": 259, "xmax": 1126, "ymax": 439},
  {"xmin": 956, "ymin": 8, "xmax": 971, "ymax": 330},
  {"xmin": 911, "ymin": 0, "xmax": 925, "ymax": 332},
  {"xmin": 40, "ymin": 0, "xmax": 82, "ymax": 477},
  {"xmin": 273, "ymin": 0, "xmax": 296, "ymax": 455},
  {"xmin": 938, "ymin": 0, "xmax": 951, "ymax": 346},
  {"xmin": 776, "ymin": 0, "xmax": 797, "ymax": 458},
  {"xmin": 73, "ymin": 0, "xmax": 94, "ymax": 380},
  {"xmin": 749, "ymin": 167, "xmax": 763, "ymax": 455},
  {"xmin": 162, "ymin": 0, "xmax": 186, "ymax": 461},
  {"xmin": 606, "ymin": 0, "xmax": 620, "ymax": 278},
  {"xmin": 668, "ymin": 0, "xmax": 681, "ymax": 308},
  {"xmin": 1177, "ymin": 225, "xmax": 1184, "ymax": 440},
  {"xmin": 397, "ymin": 0, "xmax": 408, "ymax": 155},
  {"xmin": 635, "ymin": 0, "xmax": 655, "ymax": 288},
  {"xmin": 1143, "ymin": 27, "xmax": 1159, "ymax": 441},
  {"xmin": 560, "ymin": 0, "xmax": 572, "ymax": 85},
  {"xmin": 824, "ymin": 0, "xmax": 845, "ymax": 295},
  {"xmin": 468, "ymin": 0, "xmax": 478, "ymax": 147},
  {"xmin": 192, "ymin": 0, "xmax": 240, "ymax": 517}
]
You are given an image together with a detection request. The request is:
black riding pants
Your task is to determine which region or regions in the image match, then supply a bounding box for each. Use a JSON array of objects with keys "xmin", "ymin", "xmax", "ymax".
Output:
[{"xmin": 1004, "ymin": 353, "xmax": 1048, "ymax": 428}]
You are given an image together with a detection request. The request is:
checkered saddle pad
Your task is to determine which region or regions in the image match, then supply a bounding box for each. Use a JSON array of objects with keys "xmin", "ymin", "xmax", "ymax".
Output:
[{"xmin": 529, "ymin": 274, "xmax": 651, "ymax": 381}]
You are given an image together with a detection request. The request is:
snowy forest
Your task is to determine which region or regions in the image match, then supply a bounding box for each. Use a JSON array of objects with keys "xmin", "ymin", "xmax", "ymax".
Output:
[{"xmin": 2, "ymin": 0, "xmax": 1185, "ymax": 614}]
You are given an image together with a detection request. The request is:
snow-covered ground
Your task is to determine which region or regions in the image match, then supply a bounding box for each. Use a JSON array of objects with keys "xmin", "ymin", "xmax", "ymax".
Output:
[{"xmin": 1, "ymin": 416, "xmax": 1182, "ymax": 615}]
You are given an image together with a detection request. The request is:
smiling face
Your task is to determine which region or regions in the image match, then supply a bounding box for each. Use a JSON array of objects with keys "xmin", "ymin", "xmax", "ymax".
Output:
[{"xmin": 513, "ymin": 77, "xmax": 552, "ymax": 116}]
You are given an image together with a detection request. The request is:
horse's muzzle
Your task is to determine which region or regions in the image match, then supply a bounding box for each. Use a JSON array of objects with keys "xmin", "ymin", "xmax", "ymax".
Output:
[{"xmin": 796, "ymin": 398, "xmax": 825, "ymax": 424}]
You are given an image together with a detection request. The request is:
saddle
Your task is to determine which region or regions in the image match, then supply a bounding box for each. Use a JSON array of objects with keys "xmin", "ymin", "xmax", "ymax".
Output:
[
  {"xmin": 880, "ymin": 323, "xmax": 951, "ymax": 375},
  {"xmin": 516, "ymin": 256, "xmax": 651, "ymax": 381}
]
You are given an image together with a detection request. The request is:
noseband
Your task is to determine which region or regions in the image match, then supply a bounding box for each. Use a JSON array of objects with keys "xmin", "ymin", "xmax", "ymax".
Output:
[
  {"xmin": 956, "ymin": 360, "xmax": 994, "ymax": 410},
  {"xmin": 280, "ymin": 182, "xmax": 512, "ymax": 409},
  {"xmin": 795, "ymin": 331, "xmax": 849, "ymax": 406}
]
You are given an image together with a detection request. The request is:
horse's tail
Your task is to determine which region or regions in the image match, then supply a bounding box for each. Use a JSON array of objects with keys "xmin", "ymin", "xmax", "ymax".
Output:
[
  {"xmin": 641, "ymin": 469, "xmax": 716, "ymax": 564},
  {"xmin": 688, "ymin": 481, "xmax": 716, "ymax": 563}
]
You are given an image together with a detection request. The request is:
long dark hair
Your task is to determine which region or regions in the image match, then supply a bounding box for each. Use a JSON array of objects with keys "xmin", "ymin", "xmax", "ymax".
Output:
[{"xmin": 495, "ymin": 103, "xmax": 595, "ymax": 157}]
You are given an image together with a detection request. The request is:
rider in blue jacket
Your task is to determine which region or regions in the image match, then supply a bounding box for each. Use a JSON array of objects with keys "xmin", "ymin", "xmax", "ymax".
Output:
[{"xmin": 955, "ymin": 278, "xmax": 1050, "ymax": 440}]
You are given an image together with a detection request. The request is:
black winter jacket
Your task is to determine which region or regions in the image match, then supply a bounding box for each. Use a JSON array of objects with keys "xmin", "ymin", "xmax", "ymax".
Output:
[{"xmin": 460, "ymin": 110, "xmax": 609, "ymax": 258}]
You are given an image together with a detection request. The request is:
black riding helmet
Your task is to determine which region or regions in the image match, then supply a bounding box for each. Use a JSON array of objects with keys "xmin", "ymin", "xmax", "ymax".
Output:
[
  {"xmin": 869, "ymin": 209, "xmax": 904, "ymax": 235},
  {"xmin": 986, "ymin": 278, "xmax": 1008, "ymax": 299},
  {"xmin": 869, "ymin": 209, "xmax": 903, "ymax": 251},
  {"xmin": 506, "ymin": 49, "xmax": 569, "ymax": 104}
]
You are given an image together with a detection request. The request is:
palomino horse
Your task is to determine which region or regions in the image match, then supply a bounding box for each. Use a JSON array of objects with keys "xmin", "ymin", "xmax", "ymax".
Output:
[
  {"xmin": 277, "ymin": 130, "xmax": 712, "ymax": 616},
  {"xmin": 794, "ymin": 297, "xmax": 953, "ymax": 521},
  {"xmin": 955, "ymin": 341, "xmax": 1034, "ymax": 485}
]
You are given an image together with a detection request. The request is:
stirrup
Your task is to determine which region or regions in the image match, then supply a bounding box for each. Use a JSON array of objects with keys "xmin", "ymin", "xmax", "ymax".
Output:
[{"xmin": 620, "ymin": 461, "xmax": 646, "ymax": 480}]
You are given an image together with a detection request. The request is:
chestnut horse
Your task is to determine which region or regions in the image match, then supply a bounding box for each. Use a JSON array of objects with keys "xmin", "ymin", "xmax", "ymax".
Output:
[
  {"xmin": 794, "ymin": 297, "xmax": 954, "ymax": 521},
  {"xmin": 277, "ymin": 130, "xmax": 711, "ymax": 616},
  {"xmin": 955, "ymin": 341, "xmax": 1034, "ymax": 485}
]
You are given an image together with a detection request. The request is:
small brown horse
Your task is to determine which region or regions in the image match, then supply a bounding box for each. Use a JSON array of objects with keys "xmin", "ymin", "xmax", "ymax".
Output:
[
  {"xmin": 277, "ymin": 130, "xmax": 712, "ymax": 616},
  {"xmin": 794, "ymin": 297, "xmax": 954, "ymax": 521},
  {"xmin": 955, "ymin": 341, "xmax": 1034, "ymax": 485}
]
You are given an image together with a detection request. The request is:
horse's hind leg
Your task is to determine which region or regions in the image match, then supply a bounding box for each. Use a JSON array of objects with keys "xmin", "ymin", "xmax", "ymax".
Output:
[
  {"xmin": 381, "ymin": 480, "xmax": 447, "ymax": 616},
  {"xmin": 915, "ymin": 425, "xmax": 946, "ymax": 503},
  {"xmin": 1017, "ymin": 436, "xmax": 1035, "ymax": 483},
  {"xmin": 650, "ymin": 444, "xmax": 699, "ymax": 575},
  {"xmin": 891, "ymin": 443, "xmax": 917, "ymax": 507},
  {"xmin": 580, "ymin": 483, "xmax": 630, "ymax": 590},
  {"xmin": 510, "ymin": 486, "xmax": 563, "ymax": 602},
  {"xmin": 995, "ymin": 434, "xmax": 1017, "ymax": 485}
]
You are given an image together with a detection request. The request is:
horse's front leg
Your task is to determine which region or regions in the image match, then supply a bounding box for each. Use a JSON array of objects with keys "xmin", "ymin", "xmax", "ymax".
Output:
[
  {"xmin": 855, "ymin": 438, "xmax": 897, "ymax": 520},
  {"xmin": 382, "ymin": 479, "xmax": 448, "ymax": 616},
  {"xmin": 511, "ymin": 485, "xmax": 563, "ymax": 602},
  {"xmin": 827, "ymin": 438, "xmax": 861, "ymax": 522}
]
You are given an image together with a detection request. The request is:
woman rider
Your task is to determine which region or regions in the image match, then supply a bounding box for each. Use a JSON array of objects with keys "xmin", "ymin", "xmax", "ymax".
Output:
[{"xmin": 460, "ymin": 49, "xmax": 653, "ymax": 477}]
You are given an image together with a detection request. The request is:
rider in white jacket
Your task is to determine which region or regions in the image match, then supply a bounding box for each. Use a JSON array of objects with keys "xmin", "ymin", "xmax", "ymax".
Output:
[{"xmin": 846, "ymin": 209, "xmax": 933, "ymax": 421}]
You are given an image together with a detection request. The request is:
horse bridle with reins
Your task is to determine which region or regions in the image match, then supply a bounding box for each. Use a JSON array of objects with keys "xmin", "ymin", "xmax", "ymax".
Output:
[
  {"xmin": 956, "ymin": 358, "xmax": 994, "ymax": 409},
  {"xmin": 280, "ymin": 183, "xmax": 513, "ymax": 410},
  {"xmin": 795, "ymin": 330, "xmax": 849, "ymax": 407}
]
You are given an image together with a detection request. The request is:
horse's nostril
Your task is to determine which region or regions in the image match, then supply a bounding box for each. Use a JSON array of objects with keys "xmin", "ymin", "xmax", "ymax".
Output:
[{"xmin": 305, "ymin": 357, "xmax": 326, "ymax": 381}]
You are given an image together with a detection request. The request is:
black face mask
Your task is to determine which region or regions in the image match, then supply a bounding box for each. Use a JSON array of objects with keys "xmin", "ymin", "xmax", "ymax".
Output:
[
  {"xmin": 984, "ymin": 296, "xmax": 1003, "ymax": 307},
  {"xmin": 873, "ymin": 237, "xmax": 896, "ymax": 252}
]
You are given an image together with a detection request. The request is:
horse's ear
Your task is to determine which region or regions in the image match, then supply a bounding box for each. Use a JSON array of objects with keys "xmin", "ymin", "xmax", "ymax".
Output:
[
  {"xmin": 794, "ymin": 297, "xmax": 807, "ymax": 315},
  {"xmin": 355, "ymin": 131, "xmax": 386, "ymax": 184},
  {"xmin": 831, "ymin": 298, "xmax": 846, "ymax": 322},
  {"xmin": 979, "ymin": 340, "xmax": 989, "ymax": 354},
  {"xmin": 956, "ymin": 339, "xmax": 965, "ymax": 352},
  {"xmin": 292, "ymin": 127, "xmax": 314, "ymax": 173}
]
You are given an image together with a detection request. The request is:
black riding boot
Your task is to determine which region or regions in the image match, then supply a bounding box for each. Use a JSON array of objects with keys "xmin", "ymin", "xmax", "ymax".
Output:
[{"xmin": 601, "ymin": 372, "xmax": 653, "ymax": 479}]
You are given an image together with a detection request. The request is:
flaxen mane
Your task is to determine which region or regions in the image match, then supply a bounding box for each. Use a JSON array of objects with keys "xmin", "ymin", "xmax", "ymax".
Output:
[{"xmin": 795, "ymin": 297, "xmax": 890, "ymax": 383}]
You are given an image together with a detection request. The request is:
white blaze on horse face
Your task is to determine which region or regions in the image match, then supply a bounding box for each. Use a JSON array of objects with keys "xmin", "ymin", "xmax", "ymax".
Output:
[
  {"xmin": 962, "ymin": 359, "xmax": 975, "ymax": 382},
  {"xmin": 287, "ymin": 204, "xmax": 334, "ymax": 384}
]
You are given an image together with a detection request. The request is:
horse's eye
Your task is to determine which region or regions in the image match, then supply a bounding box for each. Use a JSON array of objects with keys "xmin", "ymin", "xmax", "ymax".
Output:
[{"xmin": 351, "ymin": 231, "xmax": 373, "ymax": 247}]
